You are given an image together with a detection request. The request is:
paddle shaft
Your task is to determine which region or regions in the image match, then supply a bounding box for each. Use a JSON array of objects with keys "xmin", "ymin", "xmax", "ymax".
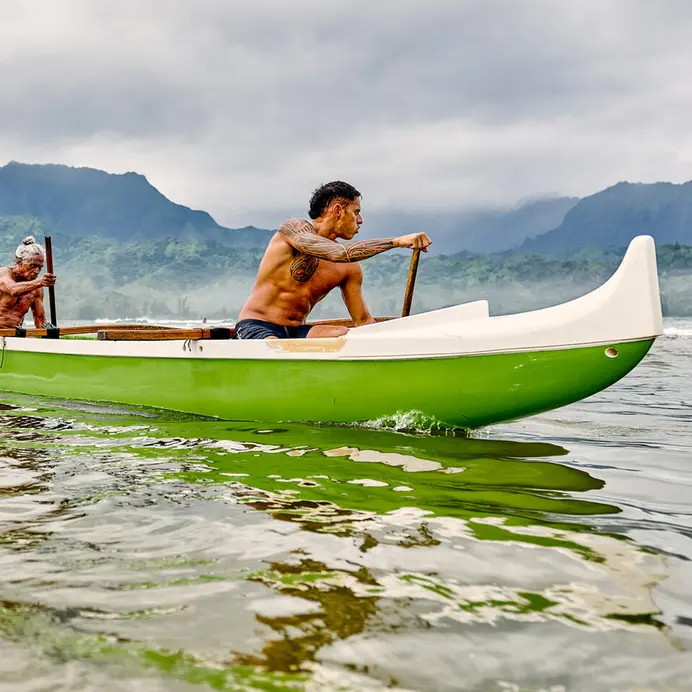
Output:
[
  {"xmin": 44, "ymin": 235, "xmax": 57, "ymax": 326},
  {"xmin": 401, "ymin": 248, "xmax": 421, "ymax": 317},
  {"xmin": 0, "ymin": 324, "xmax": 176, "ymax": 338},
  {"xmin": 98, "ymin": 328, "xmax": 234, "ymax": 341}
]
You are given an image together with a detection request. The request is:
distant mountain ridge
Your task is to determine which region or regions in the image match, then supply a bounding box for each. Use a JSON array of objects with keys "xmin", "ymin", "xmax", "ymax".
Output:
[
  {"xmin": 522, "ymin": 181, "xmax": 692, "ymax": 254},
  {"xmin": 359, "ymin": 196, "xmax": 579, "ymax": 254},
  {"xmin": 456, "ymin": 196, "xmax": 580, "ymax": 253},
  {"xmin": 0, "ymin": 162, "xmax": 582, "ymax": 256},
  {"xmin": 4, "ymin": 162, "xmax": 692, "ymax": 259},
  {"xmin": 0, "ymin": 162, "xmax": 273, "ymax": 247}
]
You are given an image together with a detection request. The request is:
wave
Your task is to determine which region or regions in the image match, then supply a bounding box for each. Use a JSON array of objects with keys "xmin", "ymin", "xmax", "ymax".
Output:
[
  {"xmin": 664, "ymin": 327, "xmax": 692, "ymax": 338},
  {"xmin": 354, "ymin": 409, "xmax": 471, "ymax": 437}
]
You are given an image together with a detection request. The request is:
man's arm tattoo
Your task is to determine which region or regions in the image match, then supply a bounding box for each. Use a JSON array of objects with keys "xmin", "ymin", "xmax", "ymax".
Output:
[{"xmin": 279, "ymin": 219, "xmax": 396, "ymax": 263}]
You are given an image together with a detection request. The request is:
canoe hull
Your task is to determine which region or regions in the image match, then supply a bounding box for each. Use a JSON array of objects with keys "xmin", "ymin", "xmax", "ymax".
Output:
[{"xmin": 0, "ymin": 338, "xmax": 654, "ymax": 428}]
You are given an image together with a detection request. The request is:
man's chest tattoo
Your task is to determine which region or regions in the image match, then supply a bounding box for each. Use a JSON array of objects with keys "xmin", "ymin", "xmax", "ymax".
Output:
[{"xmin": 290, "ymin": 253, "xmax": 320, "ymax": 283}]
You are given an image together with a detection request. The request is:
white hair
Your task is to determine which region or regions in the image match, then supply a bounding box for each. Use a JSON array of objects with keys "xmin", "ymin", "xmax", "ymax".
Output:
[{"xmin": 15, "ymin": 236, "xmax": 45, "ymax": 263}]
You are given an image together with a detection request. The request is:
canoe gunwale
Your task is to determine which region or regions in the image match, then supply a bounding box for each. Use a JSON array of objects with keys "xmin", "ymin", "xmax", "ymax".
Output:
[{"xmin": 0, "ymin": 332, "xmax": 658, "ymax": 363}]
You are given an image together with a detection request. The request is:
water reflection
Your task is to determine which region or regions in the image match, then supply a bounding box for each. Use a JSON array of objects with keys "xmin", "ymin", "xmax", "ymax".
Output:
[{"xmin": 0, "ymin": 394, "xmax": 682, "ymax": 691}]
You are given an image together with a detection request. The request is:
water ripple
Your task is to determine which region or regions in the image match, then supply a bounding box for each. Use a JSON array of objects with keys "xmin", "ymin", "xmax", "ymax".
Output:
[{"xmin": 0, "ymin": 320, "xmax": 690, "ymax": 690}]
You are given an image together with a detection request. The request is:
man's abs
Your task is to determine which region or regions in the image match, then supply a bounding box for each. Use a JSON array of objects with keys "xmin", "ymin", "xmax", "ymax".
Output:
[
  {"xmin": 238, "ymin": 284, "xmax": 316, "ymax": 325},
  {"xmin": 239, "ymin": 262, "xmax": 347, "ymax": 325}
]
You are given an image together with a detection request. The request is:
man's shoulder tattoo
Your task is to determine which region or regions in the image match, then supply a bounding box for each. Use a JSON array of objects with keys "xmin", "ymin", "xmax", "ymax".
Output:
[{"xmin": 279, "ymin": 219, "xmax": 315, "ymax": 238}]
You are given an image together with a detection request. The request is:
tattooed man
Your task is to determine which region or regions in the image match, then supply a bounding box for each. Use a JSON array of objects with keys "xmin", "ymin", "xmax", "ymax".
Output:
[
  {"xmin": 0, "ymin": 236, "xmax": 56, "ymax": 329},
  {"xmin": 235, "ymin": 181, "xmax": 432, "ymax": 339}
]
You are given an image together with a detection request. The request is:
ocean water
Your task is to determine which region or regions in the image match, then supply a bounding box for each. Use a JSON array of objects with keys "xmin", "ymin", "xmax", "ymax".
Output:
[{"xmin": 0, "ymin": 318, "xmax": 690, "ymax": 691}]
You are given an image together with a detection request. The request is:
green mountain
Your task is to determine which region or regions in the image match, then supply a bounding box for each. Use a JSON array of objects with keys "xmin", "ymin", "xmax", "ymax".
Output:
[
  {"xmin": 0, "ymin": 162, "xmax": 273, "ymax": 246},
  {"xmin": 0, "ymin": 162, "xmax": 577, "ymax": 255},
  {"xmin": 522, "ymin": 181, "xmax": 692, "ymax": 254},
  {"xmin": 1, "ymin": 164, "xmax": 692, "ymax": 320},
  {"xmin": 2, "ymin": 217, "xmax": 691, "ymax": 320}
]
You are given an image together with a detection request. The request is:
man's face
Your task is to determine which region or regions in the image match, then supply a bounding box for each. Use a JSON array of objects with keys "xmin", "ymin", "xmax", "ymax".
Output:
[
  {"xmin": 332, "ymin": 198, "xmax": 363, "ymax": 240},
  {"xmin": 16, "ymin": 255, "xmax": 44, "ymax": 281}
]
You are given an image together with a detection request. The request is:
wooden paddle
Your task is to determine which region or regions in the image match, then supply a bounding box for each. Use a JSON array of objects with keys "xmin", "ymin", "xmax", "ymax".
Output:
[
  {"xmin": 97, "ymin": 327, "xmax": 235, "ymax": 341},
  {"xmin": 0, "ymin": 324, "xmax": 176, "ymax": 338},
  {"xmin": 401, "ymin": 248, "xmax": 422, "ymax": 317},
  {"xmin": 44, "ymin": 235, "xmax": 58, "ymax": 327}
]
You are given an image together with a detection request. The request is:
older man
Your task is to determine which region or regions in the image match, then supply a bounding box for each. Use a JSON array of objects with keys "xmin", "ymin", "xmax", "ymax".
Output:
[
  {"xmin": 236, "ymin": 181, "xmax": 432, "ymax": 339},
  {"xmin": 0, "ymin": 236, "xmax": 56, "ymax": 328}
]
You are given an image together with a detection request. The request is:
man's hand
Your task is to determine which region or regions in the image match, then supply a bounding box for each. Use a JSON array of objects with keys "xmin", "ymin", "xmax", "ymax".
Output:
[
  {"xmin": 41, "ymin": 273, "xmax": 56, "ymax": 287},
  {"xmin": 393, "ymin": 232, "xmax": 432, "ymax": 252}
]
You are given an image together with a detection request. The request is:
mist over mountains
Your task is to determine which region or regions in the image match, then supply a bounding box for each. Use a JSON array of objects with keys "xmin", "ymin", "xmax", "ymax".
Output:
[
  {"xmin": 522, "ymin": 181, "xmax": 692, "ymax": 254},
  {"xmin": 1, "ymin": 161, "xmax": 692, "ymax": 320},
  {"xmin": 0, "ymin": 161, "xmax": 579, "ymax": 254},
  {"xmin": 360, "ymin": 196, "xmax": 580, "ymax": 254},
  {"xmin": 4, "ymin": 161, "xmax": 692, "ymax": 256}
]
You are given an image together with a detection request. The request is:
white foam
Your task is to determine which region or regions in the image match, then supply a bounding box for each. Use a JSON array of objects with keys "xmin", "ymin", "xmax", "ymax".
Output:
[
  {"xmin": 360, "ymin": 409, "xmax": 458, "ymax": 434},
  {"xmin": 664, "ymin": 327, "xmax": 692, "ymax": 338}
]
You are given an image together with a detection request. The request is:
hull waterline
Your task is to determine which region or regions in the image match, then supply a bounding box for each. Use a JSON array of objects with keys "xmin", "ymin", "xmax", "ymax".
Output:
[{"xmin": 0, "ymin": 338, "xmax": 655, "ymax": 428}]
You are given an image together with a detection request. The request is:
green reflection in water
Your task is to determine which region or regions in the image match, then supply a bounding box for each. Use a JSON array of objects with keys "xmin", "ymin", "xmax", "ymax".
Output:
[
  {"xmin": 0, "ymin": 396, "xmax": 624, "ymax": 560},
  {"xmin": 0, "ymin": 394, "xmax": 665, "ymax": 689},
  {"xmin": 117, "ymin": 419, "xmax": 616, "ymax": 551},
  {"xmin": 6, "ymin": 405, "xmax": 622, "ymax": 557}
]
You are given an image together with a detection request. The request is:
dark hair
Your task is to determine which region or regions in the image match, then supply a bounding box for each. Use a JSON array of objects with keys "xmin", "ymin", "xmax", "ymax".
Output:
[{"xmin": 308, "ymin": 181, "xmax": 361, "ymax": 220}]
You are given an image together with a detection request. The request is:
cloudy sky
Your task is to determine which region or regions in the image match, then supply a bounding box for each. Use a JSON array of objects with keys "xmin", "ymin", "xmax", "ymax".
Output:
[{"xmin": 1, "ymin": 0, "xmax": 691, "ymax": 226}]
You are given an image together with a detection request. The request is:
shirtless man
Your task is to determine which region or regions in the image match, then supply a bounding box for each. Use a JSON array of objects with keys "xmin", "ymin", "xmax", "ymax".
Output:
[
  {"xmin": 236, "ymin": 181, "xmax": 432, "ymax": 339},
  {"xmin": 0, "ymin": 236, "xmax": 56, "ymax": 329}
]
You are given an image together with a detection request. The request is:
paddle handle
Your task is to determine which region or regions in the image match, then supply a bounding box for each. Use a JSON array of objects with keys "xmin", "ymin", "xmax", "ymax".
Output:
[
  {"xmin": 44, "ymin": 235, "xmax": 57, "ymax": 327},
  {"xmin": 401, "ymin": 248, "xmax": 421, "ymax": 317}
]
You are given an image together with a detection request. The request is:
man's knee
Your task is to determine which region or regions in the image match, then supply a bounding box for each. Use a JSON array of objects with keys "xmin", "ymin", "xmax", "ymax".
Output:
[{"xmin": 307, "ymin": 325, "xmax": 349, "ymax": 338}]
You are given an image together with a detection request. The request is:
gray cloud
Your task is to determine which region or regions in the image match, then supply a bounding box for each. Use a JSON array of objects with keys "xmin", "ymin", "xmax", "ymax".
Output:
[{"xmin": 1, "ymin": 0, "xmax": 692, "ymax": 226}]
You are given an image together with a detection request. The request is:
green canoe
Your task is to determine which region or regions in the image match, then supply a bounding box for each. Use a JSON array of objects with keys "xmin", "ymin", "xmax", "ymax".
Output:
[{"xmin": 0, "ymin": 236, "xmax": 663, "ymax": 429}]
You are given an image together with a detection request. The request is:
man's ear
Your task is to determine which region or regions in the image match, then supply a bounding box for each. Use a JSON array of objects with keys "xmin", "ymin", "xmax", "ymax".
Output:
[{"xmin": 331, "ymin": 202, "xmax": 343, "ymax": 219}]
